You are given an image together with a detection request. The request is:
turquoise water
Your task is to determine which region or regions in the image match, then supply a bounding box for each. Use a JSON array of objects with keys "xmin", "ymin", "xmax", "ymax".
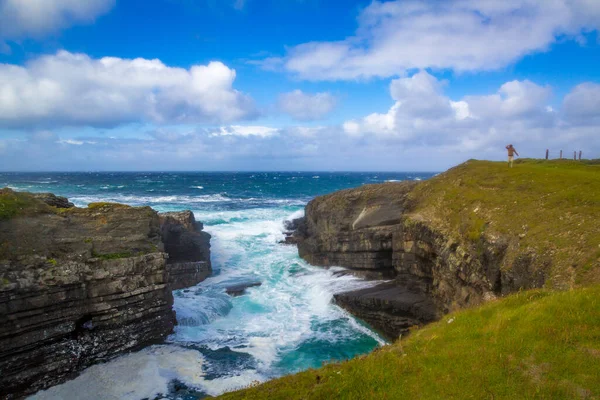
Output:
[{"xmin": 2, "ymin": 171, "xmax": 435, "ymax": 399}]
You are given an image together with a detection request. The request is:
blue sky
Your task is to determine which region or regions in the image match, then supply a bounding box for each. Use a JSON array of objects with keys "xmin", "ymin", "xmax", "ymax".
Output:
[{"xmin": 0, "ymin": 0, "xmax": 599, "ymax": 171}]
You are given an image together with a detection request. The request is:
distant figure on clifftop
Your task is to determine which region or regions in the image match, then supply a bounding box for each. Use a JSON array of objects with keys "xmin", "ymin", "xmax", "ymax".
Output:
[{"xmin": 506, "ymin": 144, "xmax": 519, "ymax": 168}]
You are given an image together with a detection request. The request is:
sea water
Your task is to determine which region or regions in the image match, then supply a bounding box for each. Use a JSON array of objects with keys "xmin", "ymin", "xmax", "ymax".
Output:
[{"xmin": 1, "ymin": 171, "xmax": 435, "ymax": 399}]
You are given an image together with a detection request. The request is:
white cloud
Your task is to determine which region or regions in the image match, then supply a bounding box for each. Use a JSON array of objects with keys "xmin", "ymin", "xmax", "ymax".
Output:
[
  {"xmin": 0, "ymin": 51, "xmax": 258, "ymax": 128},
  {"xmin": 343, "ymin": 71, "xmax": 456, "ymax": 140},
  {"xmin": 57, "ymin": 139, "xmax": 97, "ymax": 145},
  {"xmin": 0, "ymin": 0, "xmax": 115, "ymax": 39},
  {"xmin": 213, "ymin": 125, "xmax": 279, "ymax": 138},
  {"xmin": 272, "ymin": 0, "xmax": 600, "ymax": 80},
  {"xmin": 278, "ymin": 90, "xmax": 337, "ymax": 121},
  {"xmin": 562, "ymin": 82, "xmax": 600, "ymax": 126},
  {"xmin": 343, "ymin": 71, "xmax": 559, "ymax": 150}
]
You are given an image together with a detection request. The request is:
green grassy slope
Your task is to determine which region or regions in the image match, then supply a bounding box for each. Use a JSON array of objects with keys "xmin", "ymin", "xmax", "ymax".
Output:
[
  {"xmin": 408, "ymin": 159, "xmax": 600, "ymax": 288},
  {"xmin": 0, "ymin": 188, "xmax": 53, "ymax": 220},
  {"xmin": 221, "ymin": 286, "xmax": 600, "ymax": 399},
  {"xmin": 222, "ymin": 159, "xmax": 600, "ymax": 399}
]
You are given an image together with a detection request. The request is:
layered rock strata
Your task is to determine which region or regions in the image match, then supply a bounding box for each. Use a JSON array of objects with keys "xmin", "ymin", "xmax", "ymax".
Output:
[
  {"xmin": 0, "ymin": 191, "xmax": 211, "ymax": 399},
  {"xmin": 297, "ymin": 181, "xmax": 545, "ymax": 339},
  {"xmin": 159, "ymin": 211, "xmax": 212, "ymax": 290}
]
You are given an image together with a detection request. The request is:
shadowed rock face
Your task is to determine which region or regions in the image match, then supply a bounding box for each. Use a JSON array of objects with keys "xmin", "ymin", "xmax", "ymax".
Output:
[
  {"xmin": 0, "ymin": 192, "xmax": 178, "ymax": 398},
  {"xmin": 159, "ymin": 211, "xmax": 212, "ymax": 290},
  {"xmin": 334, "ymin": 280, "xmax": 439, "ymax": 340},
  {"xmin": 296, "ymin": 181, "xmax": 544, "ymax": 339},
  {"xmin": 32, "ymin": 192, "xmax": 75, "ymax": 209}
]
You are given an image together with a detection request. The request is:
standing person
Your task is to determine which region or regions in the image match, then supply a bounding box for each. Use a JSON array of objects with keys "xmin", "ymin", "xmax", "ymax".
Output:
[{"xmin": 506, "ymin": 144, "xmax": 519, "ymax": 167}]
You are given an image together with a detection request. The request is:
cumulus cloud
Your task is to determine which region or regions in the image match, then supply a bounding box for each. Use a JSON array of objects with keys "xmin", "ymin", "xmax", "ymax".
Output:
[
  {"xmin": 0, "ymin": 51, "xmax": 258, "ymax": 128},
  {"xmin": 342, "ymin": 70, "xmax": 566, "ymax": 153},
  {"xmin": 0, "ymin": 0, "xmax": 114, "ymax": 40},
  {"xmin": 562, "ymin": 82, "xmax": 600, "ymax": 126},
  {"xmin": 271, "ymin": 0, "xmax": 600, "ymax": 80},
  {"xmin": 278, "ymin": 90, "xmax": 337, "ymax": 121}
]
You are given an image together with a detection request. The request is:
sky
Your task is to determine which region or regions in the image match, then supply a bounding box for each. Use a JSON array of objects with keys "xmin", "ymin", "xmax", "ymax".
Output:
[{"xmin": 0, "ymin": 0, "xmax": 599, "ymax": 172}]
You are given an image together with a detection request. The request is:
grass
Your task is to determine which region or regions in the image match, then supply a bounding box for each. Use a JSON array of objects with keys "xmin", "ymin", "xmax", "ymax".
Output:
[
  {"xmin": 0, "ymin": 188, "xmax": 54, "ymax": 220},
  {"xmin": 220, "ymin": 285, "xmax": 600, "ymax": 400},
  {"xmin": 91, "ymin": 250, "xmax": 134, "ymax": 260},
  {"xmin": 87, "ymin": 202, "xmax": 131, "ymax": 210},
  {"xmin": 221, "ymin": 158, "xmax": 600, "ymax": 399},
  {"xmin": 407, "ymin": 159, "xmax": 600, "ymax": 288}
]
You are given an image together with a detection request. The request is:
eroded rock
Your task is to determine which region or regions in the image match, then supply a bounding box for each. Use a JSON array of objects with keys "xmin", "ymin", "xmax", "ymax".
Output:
[
  {"xmin": 225, "ymin": 282, "xmax": 262, "ymax": 297},
  {"xmin": 159, "ymin": 211, "xmax": 212, "ymax": 290}
]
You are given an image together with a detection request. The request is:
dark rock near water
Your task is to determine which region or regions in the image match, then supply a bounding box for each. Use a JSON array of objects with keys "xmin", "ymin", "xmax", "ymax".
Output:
[
  {"xmin": 296, "ymin": 180, "xmax": 542, "ymax": 337},
  {"xmin": 0, "ymin": 191, "xmax": 213, "ymax": 399},
  {"xmin": 334, "ymin": 279, "xmax": 439, "ymax": 340},
  {"xmin": 225, "ymin": 282, "xmax": 262, "ymax": 297},
  {"xmin": 280, "ymin": 217, "xmax": 306, "ymax": 246},
  {"xmin": 0, "ymin": 195, "xmax": 175, "ymax": 398},
  {"xmin": 159, "ymin": 211, "xmax": 212, "ymax": 290},
  {"xmin": 32, "ymin": 192, "xmax": 75, "ymax": 209}
]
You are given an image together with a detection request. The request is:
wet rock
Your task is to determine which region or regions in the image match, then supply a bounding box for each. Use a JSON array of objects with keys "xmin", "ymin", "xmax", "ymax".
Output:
[
  {"xmin": 225, "ymin": 282, "xmax": 262, "ymax": 297},
  {"xmin": 334, "ymin": 281, "xmax": 439, "ymax": 340},
  {"xmin": 280, "ymin": 217, "xmax": 306, "ymax": 246}
]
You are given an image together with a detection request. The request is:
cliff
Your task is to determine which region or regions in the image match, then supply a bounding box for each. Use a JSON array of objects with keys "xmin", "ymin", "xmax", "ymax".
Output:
[
  {"xmin": 297, "ymin": 159, "xmax": 600, "ymax": 338},
  {"xmin": 222, "ymin": 159, "xmax": 600, "ymax": 399},
  {"xmin": 159, "ymin": 211, "xmax": 212, "ymax": 290},
  {"xmin": 0, "ymin": 189, "xmax": 211, "ymax": 398}
]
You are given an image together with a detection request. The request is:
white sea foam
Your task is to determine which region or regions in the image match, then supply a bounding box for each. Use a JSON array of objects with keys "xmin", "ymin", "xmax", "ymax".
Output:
[
  {"xmin": 30, "ymin": 189, "xmax": 384, "ymax": 398},
  {"xmin": 191, "ymin": 186, "xmax": 204, "ymax": 189},
  {"xmin": 285, "ymin": 209, "xmax": 305, "ymax": 221},
  {"xmin": 165, "ymin": 204, "xmax": 385, "ymax": 395},
  {"xmin": 29, "ymin": 346, "xmax": 205, "ymax": 400}
]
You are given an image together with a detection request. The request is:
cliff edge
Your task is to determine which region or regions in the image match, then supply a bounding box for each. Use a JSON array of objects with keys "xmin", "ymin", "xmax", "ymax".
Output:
[
  {"xmin": 0, "ymin": 189, "xmax": 211, "ymax": 398},
  {"xmin": 297, "ymin": 159, "xmax": 600, "ymax": 338}
]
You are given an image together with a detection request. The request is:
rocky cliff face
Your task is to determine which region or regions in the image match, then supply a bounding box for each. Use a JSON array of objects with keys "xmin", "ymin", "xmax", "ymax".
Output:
[
  {"xmin": 159, "ymin": 211, "xmax": 212, "ymax": 290},
  {"xmin": 0, "ymin": 190, "xmax": 211, "ymax": 399},
  {"xmin": 297, "ymin": 179, "xmax": 549, "ymax": 339}
]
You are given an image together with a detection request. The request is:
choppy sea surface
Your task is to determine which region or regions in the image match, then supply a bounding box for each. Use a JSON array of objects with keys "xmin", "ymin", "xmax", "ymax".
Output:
[{"xmin": 1, "ymin": 171, "xmax": 435, "ymax": 400}]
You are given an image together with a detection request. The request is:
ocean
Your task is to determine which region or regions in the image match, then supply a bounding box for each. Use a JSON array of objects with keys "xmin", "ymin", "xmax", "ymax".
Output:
[{"xmin": 1, "ymin": 171, "xmax": 435, "ymax": 399}]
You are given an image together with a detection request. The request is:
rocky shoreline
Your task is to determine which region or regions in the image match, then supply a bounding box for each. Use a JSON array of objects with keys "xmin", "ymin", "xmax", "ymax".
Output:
[
  {"xmin": 291, "ymin": 177, "xmax": 549, "ymax": 339},
  {"xmin": 0, "ymin": 189, "xmax": 211, "ymax": 399}
]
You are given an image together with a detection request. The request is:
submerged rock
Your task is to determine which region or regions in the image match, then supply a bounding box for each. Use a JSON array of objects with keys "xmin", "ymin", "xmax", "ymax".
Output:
[{"xmin": 225, "ymin": 282, "xmax": 262, "ymax": 297}]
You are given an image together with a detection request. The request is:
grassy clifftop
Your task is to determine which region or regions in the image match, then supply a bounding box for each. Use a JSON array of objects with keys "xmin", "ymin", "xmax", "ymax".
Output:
[
  {"xmin": 223, "ymin": 159, "xmax": 600, "ymax": 399},
  {"xmin": 407, "ymin": 159, "xmax": 600, "ymax": 288},
  {"xmin": 221, "ymin": 285, "xmax": 600, "ymax": 399}
]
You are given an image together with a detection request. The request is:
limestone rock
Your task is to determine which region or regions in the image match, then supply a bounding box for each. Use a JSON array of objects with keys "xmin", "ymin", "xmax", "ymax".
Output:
[
  {"xmin": 159, "ymin": 211, "xmax": 212, "ymax": 290},
  {"xmin": 0, "ymin": 191, "xmax": 176, "ymax": 398},
  {"xmin": 334, "ymin": 280, "xmax": 439, "ymax": 340},
  {"xmin": 296, "ymin": 181, "xmax": 546, "ymax": 336}
]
